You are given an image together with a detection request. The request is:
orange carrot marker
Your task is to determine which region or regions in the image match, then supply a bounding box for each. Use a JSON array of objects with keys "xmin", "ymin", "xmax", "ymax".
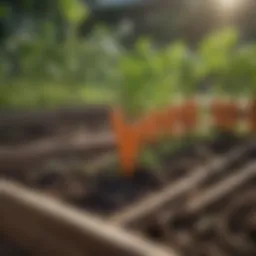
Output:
[
  {"xmin": 249, "ymin": 99, "xmax": 256, "ymax": 132},
  {"xmin": 138, "ymin": 111, "xmax": 163, "ymax": 143},
  {"xmin": 226, "ymin": 101, "xmax": 239, "ymax": 129},
  {"xmin": 110, "ymin": 109, "xmax": 141, "ymax": 176},
  {"xmin": 211, "ymin": 100, "xmax": 239, "ymax": 132}
]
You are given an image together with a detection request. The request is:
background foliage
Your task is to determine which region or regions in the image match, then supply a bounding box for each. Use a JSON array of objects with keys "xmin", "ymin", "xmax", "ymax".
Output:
[{"xmin": 0, "ymin": 0, "xmax": 256, "ymax": 114}]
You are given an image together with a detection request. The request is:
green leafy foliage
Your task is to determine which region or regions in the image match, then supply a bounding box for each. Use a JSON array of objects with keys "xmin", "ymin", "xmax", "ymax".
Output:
[
  {"xmin": 58, "ymin": 0, "xmax": 89, "ymax": 27},
  {"xmin": 198, "ymin": 28, "xmax": 238, "ymax": 72},
  {"xmin": 117, "ymin": 39, "xmax": 192, "ymax": 118},
  {"xmin": 0, "ymin": 1, "xmax": 121, "ymax": 109},
  {"xmin": 223, "ymin": 44, "xmax": 256, "ymax": 96},
  {"xmin": 196, "ymin": 28, "xmax": 251, "ymax": 97},
  {"xmin": 1, "ymin": 7, "xmax": 255, "ymax": 113}
]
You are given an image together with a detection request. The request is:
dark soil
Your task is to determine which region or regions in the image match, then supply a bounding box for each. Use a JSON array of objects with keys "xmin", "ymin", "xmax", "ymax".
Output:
[
  {"xmin": 121, "ymin": 136, "xmax": 256, "ymax": 256},
  {"xmin": 1, "ymin": 110, "xmax": 255, "ymax": 256},
  {"xmin": 0, "ymin": 105, "xmax": 110, "ymax": 146},
  {"xmin": 0, "ymin": 238, "xmax": 30, "ymax": 256},
  {"xmin": 2, "ymin": 131, "xmax": 249, "ymax": 218}
]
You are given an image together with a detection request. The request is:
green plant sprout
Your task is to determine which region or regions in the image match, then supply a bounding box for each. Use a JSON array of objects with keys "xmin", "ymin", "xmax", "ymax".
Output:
[
  {"xmin": 121, "ymin": 28, "xmax": 254, "ymax": 171},
  {"xmin": 117, "ymin": 38, "xmax": 190, "ymax": 119},
  {"xmin": 197, "ymin": 27, "xmax": 240, "ymax": 98},
  {"xmin": 0, "ymin": 0, "xmax": 120, "ymax": 109}
]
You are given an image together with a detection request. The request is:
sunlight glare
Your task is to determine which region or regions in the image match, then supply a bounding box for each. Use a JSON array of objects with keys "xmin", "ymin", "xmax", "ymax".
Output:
[{"xmin": 217, "ymin": 0, "xmax": 241, "ymax": 10}]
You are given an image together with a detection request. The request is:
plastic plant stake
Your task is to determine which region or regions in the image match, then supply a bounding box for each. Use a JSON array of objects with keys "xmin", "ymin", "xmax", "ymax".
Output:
[
  {"xmin": 110, "ymin": 109, "xmax": 141, "ymax": 175},
  {"xmin": 111, "ymin": 98, "xmax": 253, "ymax": 175},
  {"xmin": 249, "ymin": 99, "xmax": 256, "ymax": 132},
  {"xmin": 210, "ymin": 100, "xmax": 239, "ymax": 132},
  {"xmin": 138, "ymin": 111, "xmax": 165, "ymax": 143},
  {"xmin": 110, "ymin": 102, "xmax": 197, "ymax": 174}
]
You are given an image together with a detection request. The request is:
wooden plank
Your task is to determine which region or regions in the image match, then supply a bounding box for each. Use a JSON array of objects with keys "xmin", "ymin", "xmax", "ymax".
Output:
[{"xmin": 0, "ymin": 181, "xmax": 177, "ymax": 256}]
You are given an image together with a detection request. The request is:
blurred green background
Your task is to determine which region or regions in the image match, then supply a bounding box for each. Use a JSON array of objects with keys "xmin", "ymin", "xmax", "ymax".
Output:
[{"xmin": 0, "ymin": 0, "xmax": 256, "ymax": 115}]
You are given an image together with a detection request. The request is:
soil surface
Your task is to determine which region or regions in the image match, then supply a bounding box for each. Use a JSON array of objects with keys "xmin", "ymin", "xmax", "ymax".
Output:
[{"xmin": 1, "ymin": 108, "xmax": 255, "ymax": 256}]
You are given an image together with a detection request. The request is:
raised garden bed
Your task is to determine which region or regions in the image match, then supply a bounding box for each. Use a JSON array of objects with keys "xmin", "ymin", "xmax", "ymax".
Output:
[
  {"xmin": 0, "ymin": 107, "xmax": 255, "ymax": 256},
  {"xmin": 1, "ymin": 180, "xmax": 174, "ymax": 256}
]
